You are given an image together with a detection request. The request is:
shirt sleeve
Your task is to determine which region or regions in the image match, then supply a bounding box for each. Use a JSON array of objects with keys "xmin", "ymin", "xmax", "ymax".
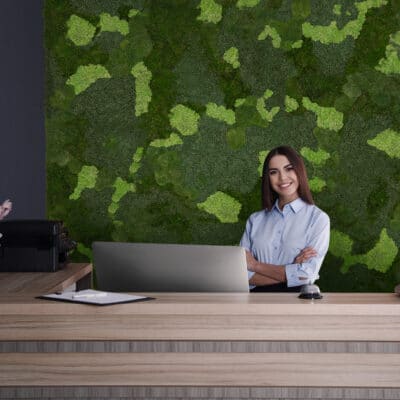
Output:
[
  {"xmin": 239, "ymin": 216, "xmax": 256, "ymax": 284},
  {"xmin": 285, "ymin": 212, "xmax": 330, "ymax": 287}
]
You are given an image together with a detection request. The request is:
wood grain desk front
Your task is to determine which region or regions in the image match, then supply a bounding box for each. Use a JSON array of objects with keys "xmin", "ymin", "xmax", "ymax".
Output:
[
  {"xmin": 0, "ymin": 269, "xmax": 399, "ymax": 400},
  {"xmin": 0, "ymin": 292, "xmax": 399, "ymax": 342}
]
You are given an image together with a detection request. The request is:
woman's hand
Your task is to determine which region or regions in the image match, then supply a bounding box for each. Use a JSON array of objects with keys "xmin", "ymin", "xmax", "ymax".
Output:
[
  {"xmin": 245, "ymin": 250, "xmax": 259, "ymax": 272},
  {"xmin": 294, "ymin": 247, "xmax": 317, "ymax": 264},
  {"xmin": 0, "ymin": 199, "xmax": 12, "ymax": 220}
]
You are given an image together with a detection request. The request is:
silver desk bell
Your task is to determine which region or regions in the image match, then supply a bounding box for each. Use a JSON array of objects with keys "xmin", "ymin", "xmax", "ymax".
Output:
[{"xmin": 298, "ymin": 282, "xmax": 323, "ymax": 300}]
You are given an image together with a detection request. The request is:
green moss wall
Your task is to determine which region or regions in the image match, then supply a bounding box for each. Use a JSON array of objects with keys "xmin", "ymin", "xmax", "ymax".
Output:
[{"xmin": 45, "ymin": 0, "xmax": 400, "ymax": 291}]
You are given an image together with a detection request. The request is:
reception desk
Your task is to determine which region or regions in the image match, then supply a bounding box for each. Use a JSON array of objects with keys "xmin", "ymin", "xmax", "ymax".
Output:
[{"xmin": 0, "ymin": 264, "xmax": 399, "ymax": 399}]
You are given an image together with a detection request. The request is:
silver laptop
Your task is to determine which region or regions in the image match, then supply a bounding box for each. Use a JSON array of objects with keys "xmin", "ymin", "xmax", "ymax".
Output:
[{"xmin": 93, "ymin": 242, "xmax": 249, "ymax": 292}]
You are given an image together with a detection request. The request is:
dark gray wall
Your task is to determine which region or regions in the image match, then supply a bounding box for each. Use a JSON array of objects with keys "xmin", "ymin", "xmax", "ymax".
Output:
[{"xmin": 0, "ymin": 0, "xmax": 45, "ymax": 219}]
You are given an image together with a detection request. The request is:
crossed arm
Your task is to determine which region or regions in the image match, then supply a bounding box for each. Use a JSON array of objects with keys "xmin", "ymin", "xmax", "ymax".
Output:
[{"xmin": 246, "ymin": 247, "xmax": 317, "ymax": 286}]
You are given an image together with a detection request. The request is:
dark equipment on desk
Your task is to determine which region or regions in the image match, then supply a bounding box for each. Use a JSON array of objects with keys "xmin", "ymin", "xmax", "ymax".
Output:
[
  {"xmin": 298, "ymin": 283, "xmax": 323, "ymax": 299},
  {"xmin": 0, "ymin": 220, "xmax": 77, "ymax": 272}
]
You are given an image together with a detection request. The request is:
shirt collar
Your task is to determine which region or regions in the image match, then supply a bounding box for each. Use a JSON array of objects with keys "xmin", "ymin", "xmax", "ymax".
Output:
[{"xmin": 272, "ymin": 197, "xmax": 307, "ymax": 214}]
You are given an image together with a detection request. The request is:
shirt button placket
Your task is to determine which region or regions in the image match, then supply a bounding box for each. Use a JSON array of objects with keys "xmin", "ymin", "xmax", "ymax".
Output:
[{"xmin": 273, "ymin": 215, "xmax": 283, "ymax": 251}]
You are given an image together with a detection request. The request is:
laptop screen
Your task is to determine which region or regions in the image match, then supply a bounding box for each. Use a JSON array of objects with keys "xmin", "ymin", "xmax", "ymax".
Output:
[{"xmin": 93, "ymin": 242, "xmax": 249, "ymax": 292}]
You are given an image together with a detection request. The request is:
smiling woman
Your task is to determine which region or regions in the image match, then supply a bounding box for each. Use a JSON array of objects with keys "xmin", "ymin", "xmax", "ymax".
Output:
[
  {"xmin": 268, "ymin": 156, "xmax": 300, "ymax": 207},
  {"xmin": 240, "ymin": 146, "xmax": 330, "ymax": 292}
]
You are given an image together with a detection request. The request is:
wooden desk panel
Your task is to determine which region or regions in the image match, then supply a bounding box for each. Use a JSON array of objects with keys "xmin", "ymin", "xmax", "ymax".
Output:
[
  {"xmin": 1, "ymin": 313, "xmax": 399, "ymax": 341},
  {"xmin": 1, "ymin": 353, "xmax": 400, "ymax": 388}
]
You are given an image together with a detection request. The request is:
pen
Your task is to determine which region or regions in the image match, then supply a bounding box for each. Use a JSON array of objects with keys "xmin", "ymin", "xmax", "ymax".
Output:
[{"xmin": 72, "ymin": 292, "xmax": 108, "ymax": 299}]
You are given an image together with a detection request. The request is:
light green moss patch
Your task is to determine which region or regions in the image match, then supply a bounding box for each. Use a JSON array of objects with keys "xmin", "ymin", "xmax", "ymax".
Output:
[
  {"xmin": 302, "ymin": 97, "xmax": 343, "ymax": 131},
  {"xmin": 392, "ymin": 30, "xmax": 400, "ymax": 46},
  {"xmin": 256, "ymin": 90, "xmax": 279, "ymax": 122},
  {"xmin": 76, "ymin": 243, "xmax": 92, "ymax": 260},
  {"xmin": 128, "ymin": 9, "xmax": 140, "ymax": 18},
  {"xmin": 108, "ymin": 202, "xmax": 119, "ymax": 215},
  {"xmin": 197, "ymin": 191, "xmax": 242, "ymax": 223},
  {"xmin": 329, "ymin": 229, "xmax": 353, "ymax": 258},
  {"xmin": 236, "ymin": 0, "xmax": 260, "ymax": 9},
  {"xmin": 99, "ymin": 13, "xmax": 129, "ymax": 36},
  {"xmin": 356, "ymin": 229, "xmax": 398, "ymax": 273},
  {"xmin": 308, "ymin": 176, "xmax": 326, "ymax": 192},
  {"xmin": 111, "ymin": 177, "xmax": 136, "ymax": 203},
  {"xmin": 284, "ymin": 95, "xmax": 299, "ymax": 112},
  {"xmin": 169, "ymin": 105, "xmax": 200, "ymax": 136},
  {"xmin": 66, "ymin": 14, "xmax": 96, "ymax": 46},
  {"xmin": 66, "ymin": 64, "xmax": 111, "ymax": 95},
  {"xmin": 258, "ymin": 150, "xmax": 269, "ymax": 176},
  {"xmin": 206, "ymin": 103, "xmax": 236, "ymax": 125},
  {"xmin": 131, "ymin": 62, "xmax": 152, "ymax": 116},
  {"xmin": 108, "ymin": 177, "xmax": 136, "ymax": 215},
  {"xmin": 302, "ymin": 21, "xmax": 344, "ymax": 44},
  {"xmin": 256, "ymin": 98, "xmax": 280, "ymax": 122},
  {"xmin": 333, "ymin": 4, "xmax": 341, "ymax": 15},
  {"xmin": 367, "ymin": 129, "xmax": 400, "ymax": 158},
  {"xmin": 334, "ymin": 228, "xmax": 398, "ymax": 274},
  {"xmin": 376, "ymin": 31, "xmax": 400, "ymax": 75},
  {"xmin": 291, "ymin": 40, "xmax": 303, "ymax": 49},
  {"xmin": 376, "ymin": 45, "xmax": 400, "ymax": 74},
  {"xmin": 223, "ymin": 47, "xmax": 240, "ymax": 69},
  {"xmin": 263, "ymin": 89, "xmax": 273, "ymax": 100},
  {"xmin": 197, "ymin": 0, "xmax": 222, "ymax": 24},
  {"xmin": 302, "ymin": 0, "xmax": 387, "ymax": 44},
  {"xmin": 69, "ymin": 165, "xmax": 99, "ymax": 200},
  {"xmin": 300, "ymin": 147, "xmax": 330, "ymax": 165},
  {"xmin": 150, "ymin": 133, "xmax": 183, "ymax": 148},
  {"xmin": 234, "ymin": 98, "xmax": 246, "ymax": 108},
  {"xmin": 258, "ymin": 25, "xmax": 282, "ymax": 48},
  {"xmin": 129, "ymin": 147, "xmax": 144, "ymax": 176}
]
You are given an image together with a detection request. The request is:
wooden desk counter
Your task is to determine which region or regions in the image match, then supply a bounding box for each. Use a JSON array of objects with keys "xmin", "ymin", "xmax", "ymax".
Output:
[
  {"xmin": 0, "ymin": 279, "xmax": 399, "ymax": 399},
  {"xmin": 0, "ymin": 263, "xmax": 92, "ymax": 294},
  {"xmin": 0, "ymin": 292, "xmax": 399, "ymax": 341}
]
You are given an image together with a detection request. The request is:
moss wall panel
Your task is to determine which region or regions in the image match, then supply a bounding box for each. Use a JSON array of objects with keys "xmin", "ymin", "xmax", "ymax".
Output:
[{"xmin": 45, "ymin": 0, "xmax": 400, "ymax": 291}]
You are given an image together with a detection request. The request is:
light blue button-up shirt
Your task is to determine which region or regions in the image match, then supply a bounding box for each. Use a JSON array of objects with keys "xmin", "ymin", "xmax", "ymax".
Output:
[{"xmin": 240, "ymin": 198, "xmax": 330, "ymax": 288}]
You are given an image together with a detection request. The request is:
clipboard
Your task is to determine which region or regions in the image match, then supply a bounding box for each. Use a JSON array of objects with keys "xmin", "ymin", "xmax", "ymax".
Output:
[{"xmin": 37, "ymin": 289, "xmax": 155, "ymax": 306}]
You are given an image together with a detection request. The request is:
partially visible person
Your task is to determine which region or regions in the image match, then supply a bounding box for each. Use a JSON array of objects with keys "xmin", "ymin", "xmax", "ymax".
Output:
[
  {"xmin": 0, "ymin": 199, "xmax": 12, "ymax": 220},
  {"xmin": 240, "ymin": 146, "xmax": 330, "ymax": 292}
]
